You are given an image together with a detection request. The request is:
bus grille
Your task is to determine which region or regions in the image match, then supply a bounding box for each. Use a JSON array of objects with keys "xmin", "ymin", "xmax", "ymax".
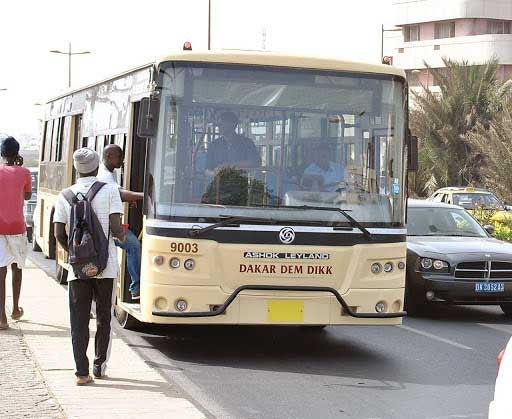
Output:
[{"xmin": 455, "ymin": 261, "xmax": 512, "ymax": 280}]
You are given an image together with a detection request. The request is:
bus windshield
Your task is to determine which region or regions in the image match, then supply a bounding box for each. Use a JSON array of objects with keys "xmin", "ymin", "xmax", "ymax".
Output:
[{"xmin": 147, "ymin": 62, "xmax": 406, "ymax": 227}]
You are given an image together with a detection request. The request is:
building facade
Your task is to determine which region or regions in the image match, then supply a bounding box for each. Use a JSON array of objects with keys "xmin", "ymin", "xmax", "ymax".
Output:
[{"xmin": 387, "ymin": 0, "xmax": 512, "ymax": 88}]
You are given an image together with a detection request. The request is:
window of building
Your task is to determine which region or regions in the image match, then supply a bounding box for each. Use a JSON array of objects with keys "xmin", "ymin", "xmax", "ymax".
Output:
[
  {"xmin": 404, "ymin": 25, "xmax": 420, "ymax": 42},
  {"xmin": 487, "ymin": 20, "xmax": 511, "ymax": 34},
  {"xmin": 435, "ymin": 21, "xmax": 456, "ymax": 39}
]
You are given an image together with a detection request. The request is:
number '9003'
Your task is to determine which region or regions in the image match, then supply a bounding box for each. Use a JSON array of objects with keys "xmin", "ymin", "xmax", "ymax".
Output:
[{"xmin": 170, "ymin": 242, "xmax": 198, "ymax": 253}]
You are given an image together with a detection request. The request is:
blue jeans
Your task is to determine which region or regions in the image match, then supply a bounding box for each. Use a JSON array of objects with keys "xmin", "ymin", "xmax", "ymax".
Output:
[{"xmin": 114, "ymin": 229, "xmax": 141, "ymax": 295}]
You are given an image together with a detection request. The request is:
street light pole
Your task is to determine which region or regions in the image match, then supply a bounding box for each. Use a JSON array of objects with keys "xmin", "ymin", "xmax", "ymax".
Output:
[
  {"xmin": 381, "ymin": 25, "xmax": 402, "ymax": 63},
  {"xmin": 50, "ymin": 43, "xmax": 90, "ymax": 88}
]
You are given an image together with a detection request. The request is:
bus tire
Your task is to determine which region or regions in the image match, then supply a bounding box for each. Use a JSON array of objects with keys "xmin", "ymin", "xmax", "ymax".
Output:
[
  {"xmin": 32, "ymin": 237, "xmax": 42, "ymax": 252},
  {"xmin": 115, "ymin": 303, "xmax": 141, "ymax": 330},
  {"xmin": 500, "ymin": 303, "xmax": 512, "ymax": 317},
  {"xmin": 299, "ymin": 325, "xmax": 327, "ymax": 331},
  {"xmin": 46, "ymin": 219, "xmax": 56, "ymax": 260},
  {"xmin": 56, "ymin": 262, "xmax": 68, "ymax": 285}
]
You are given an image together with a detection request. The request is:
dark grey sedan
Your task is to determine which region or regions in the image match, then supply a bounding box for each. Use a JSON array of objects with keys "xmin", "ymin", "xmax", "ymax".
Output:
[{"xmin": 406, "ymin": 199, "xmax": 512, "ymax": 316}]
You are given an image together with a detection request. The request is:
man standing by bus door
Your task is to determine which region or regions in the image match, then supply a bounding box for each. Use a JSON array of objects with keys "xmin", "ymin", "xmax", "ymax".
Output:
[{"xmin": 97, "ymin": 145, "xmax": 142, "ymax": 300}]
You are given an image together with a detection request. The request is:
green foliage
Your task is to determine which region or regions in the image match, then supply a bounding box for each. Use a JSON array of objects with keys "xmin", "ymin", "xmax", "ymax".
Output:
[
  {"xmin": 410, "ymin": 57, "xmax": 508, "ymax": 194},
  {"xmin": 472, "ymin": 206, "xmax": 512, "ymax": 242}
]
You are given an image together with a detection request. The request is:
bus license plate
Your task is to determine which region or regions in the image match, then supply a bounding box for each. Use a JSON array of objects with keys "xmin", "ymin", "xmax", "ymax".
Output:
[
  {"xmin": 475, "ymin": 282, "xmax": 505, "ymax": 292},
  {"xmin": 267, "ymin": 300, "xmax": 304, "ymax": 323}
]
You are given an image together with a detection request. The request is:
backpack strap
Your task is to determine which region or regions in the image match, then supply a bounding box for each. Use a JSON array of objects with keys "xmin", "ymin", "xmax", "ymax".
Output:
[
  {"xmin": 85, "ymin": 182, "xmax": 107, "ymax": 202},
  {"xmin": 62, "ymin": 188, "xmax": 77, "ymax": 206}
]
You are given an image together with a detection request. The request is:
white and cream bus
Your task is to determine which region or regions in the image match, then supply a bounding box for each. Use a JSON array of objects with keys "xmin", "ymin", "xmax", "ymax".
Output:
[{"xmin": 34, "ymin": 50, "xmax": 415, "ymax": 328}]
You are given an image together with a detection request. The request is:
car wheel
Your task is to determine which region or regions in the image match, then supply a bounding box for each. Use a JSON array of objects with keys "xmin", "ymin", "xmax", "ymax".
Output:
[
  {"xmin": 56, "ymin": 262, "xmax": 68, "ymax": 285},
  {"xmin": 500, "ymin": 303, "xmax": 512, "ymax": 317},
  {"xmin": 32, "ymin": 237, "xmax": 42, "ymax": 252}
]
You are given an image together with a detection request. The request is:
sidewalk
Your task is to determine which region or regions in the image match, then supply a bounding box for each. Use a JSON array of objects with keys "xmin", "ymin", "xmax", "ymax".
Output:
[{"xmin": 1, "ymin": 259, "xmax": 206, "ymax": 419}]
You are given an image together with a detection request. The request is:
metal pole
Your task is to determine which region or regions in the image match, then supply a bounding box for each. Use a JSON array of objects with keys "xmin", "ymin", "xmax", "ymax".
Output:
[
  {"xmin": 380, "ymin": 24, "xmax": 384, "ymax": 62},
  {"xmin": 208, "ymin": 0, "xmax": 211, "ymax": 50},
  {"xmin": 68, "ymin": 42, "xmax": 72, "ymax": 88}
]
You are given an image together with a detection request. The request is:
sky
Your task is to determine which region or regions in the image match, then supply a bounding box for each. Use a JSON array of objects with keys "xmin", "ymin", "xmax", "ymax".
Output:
[{"xmin": 0, "ymin": 0, "xmax": 393, "ymax": 138}]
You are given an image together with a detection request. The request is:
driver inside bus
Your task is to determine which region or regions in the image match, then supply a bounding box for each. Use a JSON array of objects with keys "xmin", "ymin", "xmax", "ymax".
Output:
[
  {"xmin": 301, "ymin": 143, "xmax": 346, "ymax": 192},
  {"xmin": 204, "ymin": 111, "xmax": 261, "ymax": 176}
]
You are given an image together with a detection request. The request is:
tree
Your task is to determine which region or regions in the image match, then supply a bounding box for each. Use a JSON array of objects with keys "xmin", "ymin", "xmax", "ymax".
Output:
[
  {"xmin": 410, "ymin": 57, "xmax": 503, "ymax": 190},
  {"xmin": 467, "ymin": 106, "xmax": 512, "ymax": 203}
]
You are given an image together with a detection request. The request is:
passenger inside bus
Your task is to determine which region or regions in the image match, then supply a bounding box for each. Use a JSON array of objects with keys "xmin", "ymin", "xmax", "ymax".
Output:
[
  {"xmin": 204, "ymin": 111, "xmax": 261, "ymax": 176},
  {"xmin": 301, "ymin": 143, "xmax": 346, "ymax": 192}
]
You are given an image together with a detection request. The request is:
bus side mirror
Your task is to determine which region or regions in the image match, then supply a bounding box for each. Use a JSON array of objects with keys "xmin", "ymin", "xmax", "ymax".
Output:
[
  {"xmin": 137, "ymin": 97, "xmax": 160, "ymax": 138},
  {"xmin": 407, "ymin": 135, "xmax": 418, "ymax": 172}
]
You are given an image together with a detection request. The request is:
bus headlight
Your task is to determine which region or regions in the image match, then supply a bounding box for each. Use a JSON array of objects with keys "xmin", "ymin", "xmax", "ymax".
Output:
[
  {"xmin": 175, "ymin": 299, "xmax": 188, "ymax": 312},
  {"xmin": 383, "ymin": 262, "xmax": 393, "ymax": 273},
  {"xmin": 397, "ymin": 261, "xmax": 406, "ymax": 270},
  {"xmin": 184, "ymin": 259, "xmax": 195, "ymax": 270},
  {"xmin": 170, "ymin": 258, "xmax": 180, "ymax": 269},
  {"xmin": 375, "ymin": 302, "xmax": 387, "ymax": 313},
  {"xmin": 371, "ymin": 263, "xmax": 382, "ymax": 274}
]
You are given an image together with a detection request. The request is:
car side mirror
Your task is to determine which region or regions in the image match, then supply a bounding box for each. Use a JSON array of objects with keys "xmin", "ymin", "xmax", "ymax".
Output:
[
  {"xmin": 407, "ymin": 135, "xmax": 418, "ymax": 172},
  {"xmin": 484, "ymin": 224, "xmax": 495, "ymax": 235},
  {"xmin": 137, "ymin": 97, "xmax": 160, "ymax": 138}
]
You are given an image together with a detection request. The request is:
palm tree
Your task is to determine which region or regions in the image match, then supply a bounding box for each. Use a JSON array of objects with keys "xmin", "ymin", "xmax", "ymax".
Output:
[
  {"xmin": 467, "ymin": 106, "xmax": 512, "ymax": 203},
  {"xmin": 410, "ymin": 57, "xmax": 503, "ymax": 189}
]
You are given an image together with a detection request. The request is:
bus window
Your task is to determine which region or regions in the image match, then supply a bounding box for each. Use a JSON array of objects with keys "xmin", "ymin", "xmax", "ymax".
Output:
[
  {"xmin": 51, "ymin": 118, "xmax": 60, "ymax": 161},
  {"xmin": 44, "ymin": 120, "xmax": 53, "ymax": 162}
]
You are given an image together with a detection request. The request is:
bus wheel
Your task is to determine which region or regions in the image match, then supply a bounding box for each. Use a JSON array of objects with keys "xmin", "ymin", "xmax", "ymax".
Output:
[
  {"xmin": 32, "ymin": 237, "xmax": 42, "ymax": 252},
  {"xmin": 56, "ymin": 262, "xmax": 68, "ymax": 285},
  {"xmin": 115, "ymin": 303, "xmax": 141, "ymax": 330},
  {"xmin": 299, "ymin": 325, "xmax": 327, "ymax": 332}
]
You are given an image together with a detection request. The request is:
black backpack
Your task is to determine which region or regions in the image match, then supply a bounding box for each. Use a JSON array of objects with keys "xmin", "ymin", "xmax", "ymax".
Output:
[{"xmin": 62, "ymin": 182, "xmax": 109, "ymax": 279}]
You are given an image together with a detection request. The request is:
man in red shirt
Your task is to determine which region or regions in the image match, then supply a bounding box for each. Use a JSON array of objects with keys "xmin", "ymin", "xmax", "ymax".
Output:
[{"xmin": 0, "ymin": 137, "xmax": 32, "ymax": 330}]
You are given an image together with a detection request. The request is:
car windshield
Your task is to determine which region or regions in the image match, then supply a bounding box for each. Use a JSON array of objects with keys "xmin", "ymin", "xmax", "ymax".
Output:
[
  {"xmin": 452, "ymin": 193, "xmax": 503, "ymax": 210},
  {"xmin": 407, "ymin": 207, "xmax": 487, "ymax": 237}
]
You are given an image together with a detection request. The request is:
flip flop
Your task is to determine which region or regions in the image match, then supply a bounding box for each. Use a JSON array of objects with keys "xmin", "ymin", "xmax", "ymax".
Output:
[
  {"xmin": 76, "ymin": 375, "xmax": 94, "ymax": 386},
  {"xmin": 11, "ymin": 307, "xmax": 24, "ymax": 320}
]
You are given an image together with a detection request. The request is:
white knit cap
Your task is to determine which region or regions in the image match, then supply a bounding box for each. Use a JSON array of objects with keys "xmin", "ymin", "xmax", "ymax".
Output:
[{"xmin": 73, "ymin": 148, "xmax": 100, "ymax": 174}]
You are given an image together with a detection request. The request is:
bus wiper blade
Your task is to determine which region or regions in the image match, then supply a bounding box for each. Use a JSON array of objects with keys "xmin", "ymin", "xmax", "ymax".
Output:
[
  {"xmin": 274, "ymin": 205, "xmax": 373, "ymax": 241},
  {"xmin": 188, "ymin": 215, "xmax": 276, "ymax": 237}
]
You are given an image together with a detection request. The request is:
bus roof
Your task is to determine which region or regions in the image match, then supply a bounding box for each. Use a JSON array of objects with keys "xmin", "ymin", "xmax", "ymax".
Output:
[
  {"xmin": 46, "ymin": 50, "xmax": 405, "ymax": 103},
  {"xmin": 157, "ymin": 50, "xmax": 406, "ymax": 79}
]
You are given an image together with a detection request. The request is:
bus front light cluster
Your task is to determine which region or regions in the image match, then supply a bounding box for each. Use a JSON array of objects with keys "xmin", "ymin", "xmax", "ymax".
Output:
[{"xmin": 371, "ymin": 262, "xmax": 397, "ymax": 274}]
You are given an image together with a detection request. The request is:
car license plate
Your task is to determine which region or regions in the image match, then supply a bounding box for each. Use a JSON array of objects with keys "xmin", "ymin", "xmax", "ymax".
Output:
[
  {"xmin": 267, "ymin": 300, "xmax": 304, "ymax": 323},
  {"xmin": 475, "ymin": 282, "xmax": 505, "ymax": 292}
]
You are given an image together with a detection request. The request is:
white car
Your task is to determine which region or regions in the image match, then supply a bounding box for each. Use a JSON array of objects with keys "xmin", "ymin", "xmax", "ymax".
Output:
[{"xmin": 489, "ymin": 337, "xmax": 512, "ymax": 418}]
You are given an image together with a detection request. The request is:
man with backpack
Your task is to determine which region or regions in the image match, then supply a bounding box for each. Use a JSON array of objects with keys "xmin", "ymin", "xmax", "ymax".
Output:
[{"xmin": 54, "ymin": 148, "xmax": 125, "ymax": 385}]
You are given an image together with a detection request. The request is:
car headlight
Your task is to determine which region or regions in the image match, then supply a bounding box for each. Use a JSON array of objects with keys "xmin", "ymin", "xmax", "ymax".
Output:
[{"xmin": 420, "ymin": 258, "xmax": 449, "ymax": 273}]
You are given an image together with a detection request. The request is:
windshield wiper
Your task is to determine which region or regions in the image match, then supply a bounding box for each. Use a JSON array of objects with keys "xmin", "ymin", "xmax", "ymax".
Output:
[
  {"xmin": 272, "ymin": 205, "xmax": 373, "ymax": 241},
  {"xmin": 188, "ymin": 215, "xmax": 277, "ymax": 237}
]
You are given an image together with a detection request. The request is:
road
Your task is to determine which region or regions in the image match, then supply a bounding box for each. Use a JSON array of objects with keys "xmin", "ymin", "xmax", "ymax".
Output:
[{"xmin": 31, "ymin": 249, "xmax": 509, "ymax": 419}]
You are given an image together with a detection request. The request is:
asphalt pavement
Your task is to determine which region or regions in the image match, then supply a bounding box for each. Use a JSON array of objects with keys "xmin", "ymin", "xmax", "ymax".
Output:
[{"xmin": 30, "ymin": 248, "xmax": 510, "ymax": 419}]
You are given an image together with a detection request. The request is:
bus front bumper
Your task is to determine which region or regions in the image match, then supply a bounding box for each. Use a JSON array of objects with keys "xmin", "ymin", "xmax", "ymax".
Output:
[{"xmin": 145, "ymin": 285, "xmax": 405, "ymax": 325}]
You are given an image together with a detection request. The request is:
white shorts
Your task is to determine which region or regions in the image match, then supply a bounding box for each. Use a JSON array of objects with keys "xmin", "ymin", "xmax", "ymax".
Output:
[{"xmin": 0, "ymin": 234, "xmax": 28, "ymax": 269}]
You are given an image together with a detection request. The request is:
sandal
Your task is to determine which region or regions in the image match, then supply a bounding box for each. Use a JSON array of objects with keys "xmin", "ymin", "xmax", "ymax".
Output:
[
  {"xmin": 11, "ymin": 307, "xmax": 24, "ymax": 321},
  {"xmin": 76, "ymin": 375, "xmax": 94, "ymax": 386}
]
